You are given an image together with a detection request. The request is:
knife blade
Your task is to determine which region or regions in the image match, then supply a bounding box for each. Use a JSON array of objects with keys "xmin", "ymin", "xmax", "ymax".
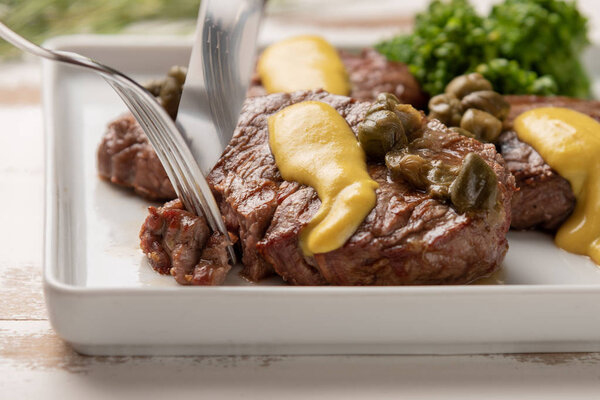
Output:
[{"xmin": 176, "ymin": 0, "xmax": 264, "ymax": 176}]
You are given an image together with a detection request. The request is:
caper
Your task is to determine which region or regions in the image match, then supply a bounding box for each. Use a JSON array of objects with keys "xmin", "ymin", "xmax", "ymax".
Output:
[
  {"xmin": 428, "ymin": 94, "xmax": 463, "ymax": 127},
  {"xmin": 445, "ymin": 73, "xmax": 492, "ymax": 99},
  {"xmin": 426, "ymin": 161, "xmax": 457, "ymax": 199},
  {"xmin": 159, "ymin": 76, "xmax": 183, "ymax": 120},
  {"xmin": 366, "ymin": 93, "xmax": 400, "ymax": 116},
  {"xmin": 449, "ymin": 153, "xmax": 498, "ymax": 213},
  {"xmin": 367, "ymin": 100, "xmax": 394, "ymax": 115},
  {"xmin": 377, "ymin": 92, "xmax": 400, "ymax": 105},
  {"xmin": 144, "ymin": 80, "xmax": 164, "ymax": 97},
  {"xmin": 394, "ymin": 104, "xmax": 423, "ymax": 138},
  {"xmin": 449, "ymin": 126, "xmax": 476, "ymax": 139},
  {"xmin": 385, "ymin": 150, "xmax": 431, "ymax": 189},
  {"xmin": 460, "ymin": 90, "xmax": 510, "ymax": 121},
  {"xmin": 358, "ymin": 110, "xmax": 406, "ymax": 159},
  {"xmin": 460, "ymin": 108, "xmax": 502, "ymax": 143},
  {"xmin": 168, "ymin": 65, "xmax": 187, "ymax": 86}
]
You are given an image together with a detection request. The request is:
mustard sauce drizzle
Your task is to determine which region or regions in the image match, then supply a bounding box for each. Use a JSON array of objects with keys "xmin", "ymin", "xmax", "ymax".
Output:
[
  {"xmin": 268, "ymin": 101, "xmax": 378, "ymax": 255},
  {"xmin": 257, "ymin": 35, "xmax": 351, "ymax": 96}
]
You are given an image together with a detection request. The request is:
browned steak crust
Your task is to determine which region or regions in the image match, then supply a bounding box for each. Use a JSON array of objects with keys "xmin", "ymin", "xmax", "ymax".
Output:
[
  {"xmin": 139, "ymin": 199, "xmax": 231, "ymax": 285},
  {"xmin": 498, "ymin": 95, "xmax": 600, "ymax": 230},
  {"xmin": 208, "ymin": 89, "xmax": 514, "ymax": 285}
]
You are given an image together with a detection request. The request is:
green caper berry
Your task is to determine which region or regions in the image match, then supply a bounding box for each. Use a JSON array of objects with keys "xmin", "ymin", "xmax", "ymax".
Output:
[
  {"xmin": 385, "ymin": 150, "xmax": 431, "ymax": 189},
  {"xmin": 449, "ymin": 152, "xmax": 498, "ymax": 213},
  {"xmin": 160, "ymin": 76, "xmax": 183, "ymax": 120},
  {"xmin": 445, "ymin": 73, "xmax": 492, "ymax": 99},
  {"xmin": 367, "ymin": 100, "xmax": 395, "ymax": 115},
  {"xmin": 358, "ymin": 110, "xmax": 404, "ymax": 159},
  {"xmin": 376, "ymin": 92, "xmax": 400, "ymax": 105},
  {"xmin": 428, "ymin": 94, "xmax": 463, "ymax": 127},
  {"xmin": 168, "ymin": 65, "xmax": 187, "ymax": 86},
  {"xmin": 460, "ymin": 108, "xmax": 502, "ymax": 143},
  {"xmin": 460, "ymin": 90, "xmax": 510, "ymax": 121},
  {"xmin": 394, "ymin": 104, "xmax": 423, "ymax": 137},
  {"xmin": 144, "ymin": 79, "xmax": 164, "ymax": 97}
]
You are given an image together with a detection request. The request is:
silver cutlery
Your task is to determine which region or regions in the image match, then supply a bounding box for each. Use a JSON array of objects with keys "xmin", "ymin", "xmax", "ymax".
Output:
[{"xmin": 0, "ymin": 21, "xmax": 236, "ymax": 262}]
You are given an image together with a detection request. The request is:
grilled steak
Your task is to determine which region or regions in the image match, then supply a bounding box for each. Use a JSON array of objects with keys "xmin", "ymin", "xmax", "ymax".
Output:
[
  {"xmin": 140, "ymin": 199, "xmax": 231, "ymax": 285},
  {"xmin": 142, "ymin": 89, "xmax": 514, "ymax": 285},
  {"xmin": 498, "ymin": 95, "xmax": 600, "ymax": 230},
  {"xmin": 97, "ymin": 114, "xmax": 176, "ymax": 200}
]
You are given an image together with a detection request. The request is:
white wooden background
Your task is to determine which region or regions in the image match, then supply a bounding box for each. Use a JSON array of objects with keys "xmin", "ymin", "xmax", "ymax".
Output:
[{"xmin": 2, "ymin": 1, "xmax": 600, "ymax": 398}]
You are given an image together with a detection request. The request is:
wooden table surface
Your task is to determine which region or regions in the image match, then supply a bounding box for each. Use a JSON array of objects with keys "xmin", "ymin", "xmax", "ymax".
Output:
[{"xmin": 3, "ymin": 3, "xmax": 600, "ymax": 398}]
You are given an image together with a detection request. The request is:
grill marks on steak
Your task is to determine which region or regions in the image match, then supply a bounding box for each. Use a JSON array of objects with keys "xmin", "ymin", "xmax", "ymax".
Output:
[
  {"xmin": 140, "ymin": 199, "xmax": 231, "ymax": 285},
  {"xmin": 208, "ymin": 90, "xmax": 514, "ymax": 285},
  {"xmin": 498, "ymin": 95, "xmax": 599, "ymax": 230},
  {"xmin": 257, "ymin": 118, "xmax": 514, "ymax": 285},
  {"xmin": 97, "ymin": 114, "xmax": 176, "ymax": 200}
]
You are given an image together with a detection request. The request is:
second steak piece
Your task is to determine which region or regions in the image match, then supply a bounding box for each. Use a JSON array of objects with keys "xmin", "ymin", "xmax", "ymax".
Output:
[{"xmin": 499, "ymin": 95, "xmax": 600, "ymax": 230}]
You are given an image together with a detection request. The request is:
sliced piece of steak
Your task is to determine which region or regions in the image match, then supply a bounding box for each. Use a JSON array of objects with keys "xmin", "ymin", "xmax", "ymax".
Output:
[
  {"xmin": 208, "ymin": 90, "xmax": 514, "ymax": 285},
  {"xmin": 498, "ymin": 95, "xmax": 599, "ymax": 230},
  {"xmin": 97, "ymin": 114, "xmax": 176, "ymax": 200},
  {"xmin": 140, "ymin": 199, "xmax": 231, "ymax": 285},
  {"xmin": 498, "ymin": 130, "xmax": 576, "ymax": 230}
]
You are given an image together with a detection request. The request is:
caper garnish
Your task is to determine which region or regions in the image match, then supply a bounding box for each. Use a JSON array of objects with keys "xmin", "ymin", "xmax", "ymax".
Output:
[
  {"xmin": 159, "ymin": 76, "xmax": 183, "ymax": 120},
  {"xmin": 143, "ymin": 66, "xmax": 188, "ymax": 119},
  {"xmin": 460, "ymin": 90, "xmax": 510, "ymax": 121},
  {"xmin": 449, "ymin": 153, "xmax": 498, "ymax": 213},
  {"xmin": 385, "ymin": 150, "xmax": 431, "ymax": 189},
  {"xmin": 460, "ymin": 108, "xmax": 502, "ymax": 143},
  {"xmin": 377, "ymin": 92, "xmax": 400, "ymax": 104},
  {"xmin": 144, "ymin": 80, "xmax": 164, "ymax": 97},
  {"xmin": 394, "ymin": 104, "xmax": 423, "ymax": 138},
  {"xmin": 358, "ymin": 110, "xmax": 406, "ymax": 159},
  {"xmin": 428, "ymin": 94, "xmax": 463, "ymax": 127},
  {"xmin": 168, "ymin": 65, "xmax": 187, "ymax": 86},
  {"xmin": 445, "ymin": 73, "xmax": 492, "ymax": 99}
]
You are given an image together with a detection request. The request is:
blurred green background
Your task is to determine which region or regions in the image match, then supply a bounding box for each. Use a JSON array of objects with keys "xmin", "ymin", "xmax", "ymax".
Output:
[{"xmin": 0, "ymin": 0, "xmax": 202, "ymax": 58}]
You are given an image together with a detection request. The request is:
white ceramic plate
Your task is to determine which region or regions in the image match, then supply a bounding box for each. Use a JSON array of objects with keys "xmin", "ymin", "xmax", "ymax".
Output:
[{"xmin": 44, "ymin": 36, "xmax": 600, "ymax": 355}]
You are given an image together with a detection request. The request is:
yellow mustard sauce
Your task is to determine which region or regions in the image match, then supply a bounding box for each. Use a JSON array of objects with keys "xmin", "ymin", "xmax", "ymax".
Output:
[
  {"xmin": 514, "ymin": 107, "xmax": 600, "ymax": 264},
  {"xmin": 268, "ymin": 101, "xmax": 379, "ymax": 255},
  {"xmin": 257, "ymin": 35, "xmax": 351, "ymax": 96}
]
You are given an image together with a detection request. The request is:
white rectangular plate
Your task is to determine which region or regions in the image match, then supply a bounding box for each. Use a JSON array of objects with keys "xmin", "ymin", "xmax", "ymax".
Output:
[{"xmin": 44, "ymin": 35, "xmax": 600, "ymax": 355}]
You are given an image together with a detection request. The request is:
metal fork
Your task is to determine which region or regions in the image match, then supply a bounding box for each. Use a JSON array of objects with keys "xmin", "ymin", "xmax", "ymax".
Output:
[{"xmin": 0, "ymin": 22, "xmax": 236, "ymax": 263}]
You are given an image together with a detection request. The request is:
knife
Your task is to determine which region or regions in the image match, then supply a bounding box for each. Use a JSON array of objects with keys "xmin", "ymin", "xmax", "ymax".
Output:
[{"xmin": 176, "ymin": 0, "xmax": 265, "ymax": 176}]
